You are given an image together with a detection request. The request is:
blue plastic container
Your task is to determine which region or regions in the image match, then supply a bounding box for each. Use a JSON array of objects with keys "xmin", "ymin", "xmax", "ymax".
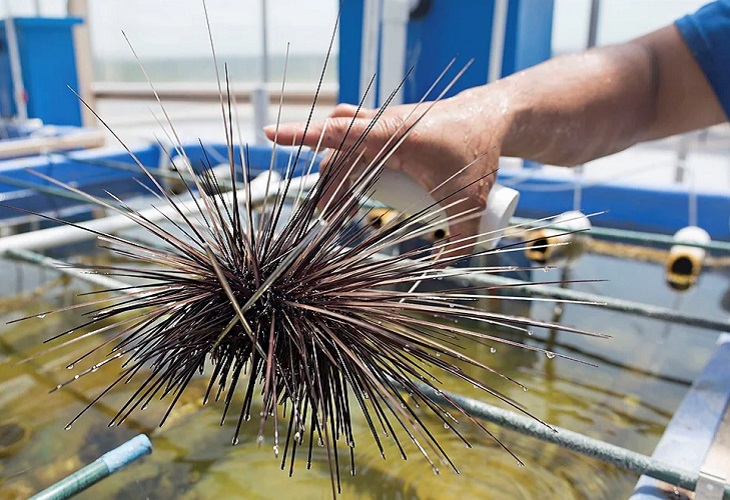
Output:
[{"xmin": 0, "ymin": 17, "xmax": 83, "ymax": 126}]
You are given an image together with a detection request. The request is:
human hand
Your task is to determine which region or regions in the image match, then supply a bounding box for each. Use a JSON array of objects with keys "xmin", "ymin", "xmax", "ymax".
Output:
[{"xmin": 264, "ymin": 93, "xmax": 504, "ymax": 259}]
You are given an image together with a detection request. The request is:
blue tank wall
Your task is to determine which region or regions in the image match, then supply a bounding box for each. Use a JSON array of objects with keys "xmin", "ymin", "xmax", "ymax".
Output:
[{"xmin": 339, "ymin": 0, "xmax": 554, "ymax": 105}]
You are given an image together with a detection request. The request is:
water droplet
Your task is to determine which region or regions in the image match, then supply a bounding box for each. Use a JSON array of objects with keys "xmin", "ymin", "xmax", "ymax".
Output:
[
  {"xmin": 435, "ymin": 353, "xmax": 440, "ymax": 358},
  {"xmin": 55, "ymin": 384, "xmax": 62, "ymax": 390},
  {"xmin": 489, "ymin": 347, "xmax": 497, "ymax": 354},
  {"xmin": 232, "ymin": 437, "xmax": 239, "ymax": 445},
  {"xmin": 443, "ymin": 423, "xmax": 450, "ymax": 429},
  {"xmin": 350, "ymin": 469, "xmax": 357, "ymax": 476},
  {"xmin": 523, "ymin": 387, "xmax": 529, "ymax": 392},
  {"xmin": 141, "ymin": 404, "xmax": 148, "ymax": 410},
  {"xmin": 432, "ymin": 467, "xmax": 440, "ymax": 475},
  {"xmin": 527, "ymin": 331, "xmax": 533, "ymax": 336},
  {"xmin": 73, "ymin": 375, "xmax": 79, "ymax": 380},
  {"xmin": 400, "ymin": 403, "xmax": 406, "ymax": 408},
  {"xmin": 317, "ymin": 438, "xmax": 324, "ymax": 447},
  {"xmin": 294, "ymin": 432, "xmax": 301, "ymax": 443},
  {"xmin": 273, "ymin": 445, "xmax": 279, "ymax": 456},
  {"xmin": 518, "ymin": 462, "xmax": 525, "ymax": 468},
  {"xmin": 545, "ymin": 352, "xmax": 556, "ymax": 359},
  {"xmin": 66, "ymin": 364, "xmax": 74, "ymax": 370},
  {"xmin": 36, "ymin": 314, "xmax": 46, "ymax": 319},
  {"xmin": 256, "ymin": 436, "xmax": 264, "ymax": 445},
  {"xmin": 244, "ymin": 414, "xmax": 251, "ymax": 422},
  {"xmin": 91, "ymin": 365, "xmax": 98, "ymax": 372},
  {"xmin": 64, "ymin": 424, "xmax": 72, "ymax": 430}
]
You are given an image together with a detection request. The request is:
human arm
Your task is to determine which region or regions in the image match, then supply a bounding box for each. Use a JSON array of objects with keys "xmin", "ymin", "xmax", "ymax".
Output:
[
  {"xmin": 494, "ymin": 24, "xmax": 726, "ymax": 166},
  {"xmin": 265, "ymin": 22, "xmax": 726, "ymax": 254}
]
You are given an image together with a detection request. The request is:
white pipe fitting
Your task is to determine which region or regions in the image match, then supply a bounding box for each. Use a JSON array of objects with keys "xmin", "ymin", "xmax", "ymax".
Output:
[
  {"xmin": 379, "ymin": 0, "xmax": 418, "ymax": 106},
  {"xmin": 369, "ymin": 167, "xmax": 520, "ymax": 250},
  {"xmin": 666, "ymin": 225, "xmax": 710, "ymax": 291},
  {"xmin": 0, "ymin": 170, "xmax": 298, "ymax": 255}
]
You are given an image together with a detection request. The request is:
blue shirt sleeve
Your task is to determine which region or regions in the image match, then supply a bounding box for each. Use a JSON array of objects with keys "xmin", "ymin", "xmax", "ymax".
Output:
[{"xmin": 675, "ymin": 1, "xmax": 730, "ymax": 119}]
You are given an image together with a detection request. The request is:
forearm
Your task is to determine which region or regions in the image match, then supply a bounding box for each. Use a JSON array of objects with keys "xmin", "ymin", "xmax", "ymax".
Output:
[{"xmin": 459, "ymin": 25, "xmax": 726, "ymax": 166}]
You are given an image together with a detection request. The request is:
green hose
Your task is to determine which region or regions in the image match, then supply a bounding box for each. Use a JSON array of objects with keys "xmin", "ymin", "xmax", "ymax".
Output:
[
  {"xmin": 29, "ymin": 434, "xmax": 152, "ymax": 500},
  {"xmin": 416, "ymin": 383, "xmax": 729, "ymax": 499},
  {"xmin": 512, "ymin": 216, "xmax": 730, "ymax": 253}
]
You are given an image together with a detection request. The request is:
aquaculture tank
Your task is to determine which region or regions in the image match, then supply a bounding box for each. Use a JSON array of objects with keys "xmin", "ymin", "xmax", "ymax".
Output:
[
  {"xmin": 0, "ymin": 140, "xmax": 728, "ymax": 500},
  {"xmin": 1, "ymin": 2, "xmax": 730, "ymax": 499}
]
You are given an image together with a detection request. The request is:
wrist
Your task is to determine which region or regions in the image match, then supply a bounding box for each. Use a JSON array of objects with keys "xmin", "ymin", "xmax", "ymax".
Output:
[{"xmin": 452, "ymin": 82, "xmax": 522, "ymax": 159}]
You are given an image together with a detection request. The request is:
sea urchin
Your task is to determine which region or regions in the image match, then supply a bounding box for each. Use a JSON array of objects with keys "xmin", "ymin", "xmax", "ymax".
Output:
[{"xmin": 9, "ymin": 4, "xmax": 603, "ymax": 496}]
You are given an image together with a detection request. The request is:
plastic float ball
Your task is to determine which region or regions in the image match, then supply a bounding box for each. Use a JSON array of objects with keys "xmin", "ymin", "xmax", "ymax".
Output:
[
  {"xmin": 666, "ymin": 226, "xmax": 710, "ymax": 291},
  {"xmin": 364, "ymin": 207, "xmax": 401, "ymax": 231},
  {"xmin": 524, "ymin": 210, "xmax": 592, "ymax": 267}
]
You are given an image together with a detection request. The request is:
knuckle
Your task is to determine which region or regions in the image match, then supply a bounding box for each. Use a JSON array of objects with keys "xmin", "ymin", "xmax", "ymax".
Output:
[{"xmin": 331, "ymin": 103, "xmax": 354, "ymax": 117}]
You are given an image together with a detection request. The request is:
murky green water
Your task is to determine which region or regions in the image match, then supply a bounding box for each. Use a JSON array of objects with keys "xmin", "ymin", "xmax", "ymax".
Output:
[{"xmin": 0, "ymin": 249, "xmax": 726, "ymax": 499}]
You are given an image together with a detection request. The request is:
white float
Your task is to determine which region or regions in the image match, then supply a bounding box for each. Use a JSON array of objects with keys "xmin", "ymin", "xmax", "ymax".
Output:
[
  {"xmin": 524, "ymin": 210, "xmax": 592, "ymax": 266},
  {"xmin": 666, "ymin": 225, "xmax": 710, "ymax": 291}
]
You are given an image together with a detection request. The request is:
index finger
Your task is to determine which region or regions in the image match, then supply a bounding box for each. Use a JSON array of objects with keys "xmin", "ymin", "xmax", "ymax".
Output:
[{"xmin": 264, "ymin": 113, "xmax": 398, "ymax": 157}]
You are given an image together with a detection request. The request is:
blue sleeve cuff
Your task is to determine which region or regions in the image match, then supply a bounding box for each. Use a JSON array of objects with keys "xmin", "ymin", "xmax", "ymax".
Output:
[{"xmin": 675, "ymin": 0, "xmax": 730, "ymax": 119}]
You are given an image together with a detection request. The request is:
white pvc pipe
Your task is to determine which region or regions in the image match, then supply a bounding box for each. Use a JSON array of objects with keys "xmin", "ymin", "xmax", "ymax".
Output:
[
  {"xmin": 251, "ymin": 87, "xmax": 269, "ymax": 145},
  {"xmin": 68, "ymin": 0, "xmax": 97, "ymax": 128},
  {"xmin": 379, "ymin": 0, "xmax": 416, "ymax": 106},
  {"xmin": 4, "ymin": 15, "xmax": 28, "ymax": 120},
  {"xmin": 359, "ymin": 0, "xmax": 382, "ymax": 108},
  {"xmin": 0, "ymin": 172, "xmax": 318, "ymax": 254},
  {"xmin": 6, "ymin": 247, "xmax": 141, "ymax": 292},
  {"xmin": 369, "ymin": 167, "xmax": 519, "ymax": 249},
  {"xmin": 487, "ymin": 0, "xmax": 508, "ymax": 83},
  {"xmin": 252, "ymin": 0, "xmax": 270, "ymax": 144},
  {"xmin": 0, "ymin": 129, "xmax": 104, "ymax": 159}
]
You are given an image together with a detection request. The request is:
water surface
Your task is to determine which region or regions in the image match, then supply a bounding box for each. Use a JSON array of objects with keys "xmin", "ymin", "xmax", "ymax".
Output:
[{"xmin": 0, "ymin": 248, "xmax": 725, "ymax": 499}]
